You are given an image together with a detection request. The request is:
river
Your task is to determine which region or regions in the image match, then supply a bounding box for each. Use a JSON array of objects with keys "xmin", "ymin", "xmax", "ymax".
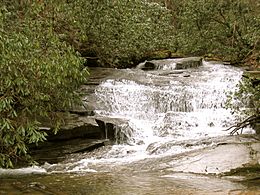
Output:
[{"xmin": 0, "ymin": 59, "xmax": 259, "ymax": 194}]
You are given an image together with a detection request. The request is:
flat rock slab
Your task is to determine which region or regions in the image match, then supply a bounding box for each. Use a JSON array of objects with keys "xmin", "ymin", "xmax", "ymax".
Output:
[
  {"xmin": 30, "ymin": 139, "xmax": 109, "ymax": 164},
  {"xmin": 40, "ymin": 115, "xmax": 102, "ymax": 141},
  {"xmin": 167, "ymin": 141, "xmax": 260, "ymax": 175}
]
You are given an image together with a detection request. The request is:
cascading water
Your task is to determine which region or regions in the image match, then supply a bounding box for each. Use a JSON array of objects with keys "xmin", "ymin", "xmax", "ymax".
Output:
[
  {"xmin": 1, "ymin": 60, "xmax": 259, "ymax": 195},
  {"xmin": 53, "ymin": 60, "xmax": 254, "ymax": 173}
]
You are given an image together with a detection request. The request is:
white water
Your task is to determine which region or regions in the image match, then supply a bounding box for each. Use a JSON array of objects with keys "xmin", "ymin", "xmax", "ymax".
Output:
[{"xmin": 55, "ymin": 60, "xmax": 253, "ymax": 173}]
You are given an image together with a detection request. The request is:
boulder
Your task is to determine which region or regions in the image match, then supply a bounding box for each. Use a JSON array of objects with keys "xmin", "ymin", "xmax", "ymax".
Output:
[
  {"xmin": 30, "ymin": 113, "xmax": 109, "ymax": 164},
  {"xmin": 137, "ymin": 61, "xmax": 157, "ymax": 70},
  {"xmin": 31, "ymin": 114, "xmax": 132, "ymax": 164},
  {"xmin": 39, "ymin": 114, "xmax": 102, "ymax": 141},
  {"xmin": 95, "ymin": 117, "xmax": 131, "ymax": 144},
  {"xmin": 175, "ymin": 57, "xmax": 203, "ymax": 69}
]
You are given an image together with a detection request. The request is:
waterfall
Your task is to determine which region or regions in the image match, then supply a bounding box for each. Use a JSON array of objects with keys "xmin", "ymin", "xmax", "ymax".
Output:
[
  {"xmin": 41, "ymin": 60, "xmax": 254, "ymax": 173},
  {"xmin": 89, "ymin": 60, "xmax": 253, "ymax": 161}
]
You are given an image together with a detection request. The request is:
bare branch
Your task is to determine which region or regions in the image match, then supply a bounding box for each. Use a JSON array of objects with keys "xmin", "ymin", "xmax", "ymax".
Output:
[{"xmin": 224, "ymin": 114, "xmax": 260, "ymax": 135}]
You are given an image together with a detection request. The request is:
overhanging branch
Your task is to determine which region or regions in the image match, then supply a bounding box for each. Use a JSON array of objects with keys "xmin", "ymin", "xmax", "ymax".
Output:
[{"xmin": 224, "ymin": 114, "xmax": 260, "ymax": 135}]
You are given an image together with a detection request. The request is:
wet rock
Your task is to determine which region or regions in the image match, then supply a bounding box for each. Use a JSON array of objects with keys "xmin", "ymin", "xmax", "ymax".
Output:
[
  {"xmin": 69, "ymin": 103, "xmax": 95, "ymax": 116},
  {"xmin": 158, "ymin": 70, "xmax": 185, "ymax": 76},
  {"xmin": 32, "ymin": 114, "xmax": 133, "ymax": 164},
  {"xmin": 87, "ymin": 67, "xmax": 122, "ymax": 83},
  {"xmin": 32, "ymin": 114, "xmax": 107, "ymax": 164},
  {"xmin": 175, "ymin": 57, "xmax": 203, "ymax": 69},
  {"xmin": 137, "ymin": 59, "xmax": 172, "ymax": 70},
  {"xmin": 30, "ymin": 138, "xmax": 109, "ymax": 164},
  {"xmin": 95, "ymin": 117, "xmax": 131, "ymax": 144},
  {"xmin": 143, "ymin": 61, "xmax": 157, "ymax": 70},
  {"xmin": 183, "ymin": 74, "xmax": 191, "ymax": 77},
  {"xmin": 137, "ymin": 61, "xmax": 157, "ymax": 70},
  {"xmin": 29, "ymin": 67, "xmax": 128, "ymax": 165},
  {"xmin": 137, "ymin": 57, "xmax": 203, "ymax": 71},
  {"xmin": 31, "ymin": 114, "xmax": 115, "ymax": 164},
  {"xmin": 42, "ymin": 115, "xmax": 102, "ymax": 141},
  {"xmin": 167, "ymin": 136, "xmax": 260, "ymax": 175}
]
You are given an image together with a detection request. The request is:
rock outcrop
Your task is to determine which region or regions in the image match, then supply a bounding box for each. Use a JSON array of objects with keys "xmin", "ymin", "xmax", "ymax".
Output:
[
  {"xmin": 30, "ymin": 67, "xmax": 133, "ymax": 164},
  {"xmin": 165, "ymin": 135, "xmax": 260, "ymax": 177},
  {"xmin": 136, "ymin": 57, "xmax": 203, "ymax": 71},
  {"xmin": 175, "ymin": 57, "xmax": 202, "ymax": 69}
]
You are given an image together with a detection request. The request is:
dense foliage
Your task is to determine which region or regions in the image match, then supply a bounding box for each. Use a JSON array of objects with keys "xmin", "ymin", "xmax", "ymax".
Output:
[
  {"xmin": 70, "ymin": 0, "xmax": 175, "ymax": 67},
  {"xmin": 154, "ymin": 0, "xmax": 260, "ymax": 67},
  {"xmin": 0, "ymin": 1, "xmax": 88, "ymax": 167}
]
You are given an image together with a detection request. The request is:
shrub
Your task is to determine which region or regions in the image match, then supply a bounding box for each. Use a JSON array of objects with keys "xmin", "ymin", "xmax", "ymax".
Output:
[{"xmin": 0, "ymin": 1, "xmax": 88, "ymax": 167}]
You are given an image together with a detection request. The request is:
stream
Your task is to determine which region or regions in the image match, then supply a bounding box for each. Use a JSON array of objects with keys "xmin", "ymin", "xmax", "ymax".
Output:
[{"xmin": 0, "ymin": 60, "xmax": 259, "ymax": 195}]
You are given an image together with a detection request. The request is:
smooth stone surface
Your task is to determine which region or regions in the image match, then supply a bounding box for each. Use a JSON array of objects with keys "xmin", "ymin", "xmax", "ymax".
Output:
[{"xmin": 167, "ymin": 141, "xmax": 260, "ymax": 175}]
